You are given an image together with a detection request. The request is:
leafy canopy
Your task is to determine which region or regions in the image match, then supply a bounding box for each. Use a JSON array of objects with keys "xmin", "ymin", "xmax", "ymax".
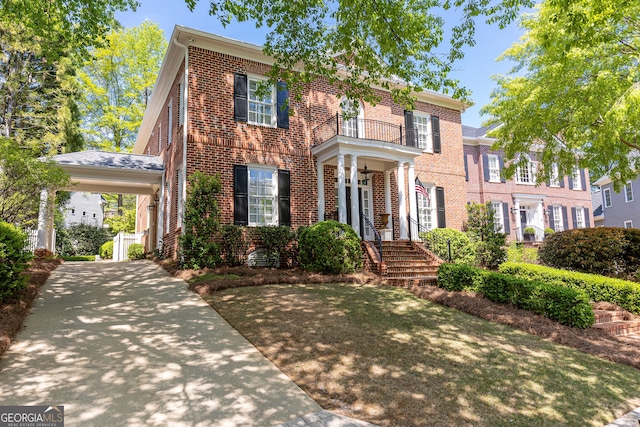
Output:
[
  {"xmin": 185, "ymin": 0, "xmax": 532, "ymax": 107},
  {"xmin": 483, "ymin": 0, "xmax": 640, "ymax": 190}
]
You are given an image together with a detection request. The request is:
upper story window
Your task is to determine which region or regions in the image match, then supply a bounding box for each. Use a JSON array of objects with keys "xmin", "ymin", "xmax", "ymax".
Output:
[
  {"xmin": 603, "ymin": 188, "xmax": 612, "ymax": 207},
  {"xmin": 572, "ymin": 166, "xmax": 582, "ymax": 190},
  {"xmin": 516, "ymin": 154, "xmax": 535, "ymax": 184},
  {"xmin": 626, "ymin": 181, "xmax": 634, "ymax": 202},
  {"xmin": 488, "ymin": 154, "xmax": 500, "ymax": 182},
  {"xmin": 414, "ymin": 113, "xmax": 432, "ymax": 152},
  {"xmin": 234, "ymin": 73, "xmax": 289, "ymax": 129},
  {"xmin": 178, "ymin": 75, "xmax": 185, "ymax": 126},
  {"xmin": 549, "ymin": 163, "xmax": 560, "ymax": 187},
  {"xmin": 167, "ymin": 100, "xmax": 173, "ymax": 145},
  {"xmin": 341, "ymin": 98, "xmax": 363, "ymax": 138}
]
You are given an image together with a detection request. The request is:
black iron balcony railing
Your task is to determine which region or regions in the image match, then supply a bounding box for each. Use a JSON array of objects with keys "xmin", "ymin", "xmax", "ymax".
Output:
[{"xmin": 312, "ymin": 113, "xmax": 419, "ymax": 147}]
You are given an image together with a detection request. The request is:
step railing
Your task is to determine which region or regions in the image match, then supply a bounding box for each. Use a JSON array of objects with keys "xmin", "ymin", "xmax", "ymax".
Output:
[
  {"xmin": 361, "ymin": 213, "xmax": 382, "ymax": 262},
  {"xmin": 407, "ymin": 216, "xmax": 452, "ymax": 262}
]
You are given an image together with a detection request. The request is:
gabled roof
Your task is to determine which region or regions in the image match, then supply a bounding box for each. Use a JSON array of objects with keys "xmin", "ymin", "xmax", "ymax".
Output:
[{"xmin": 462, "ymin": 123, "xmax": 500, "ymax": 146}]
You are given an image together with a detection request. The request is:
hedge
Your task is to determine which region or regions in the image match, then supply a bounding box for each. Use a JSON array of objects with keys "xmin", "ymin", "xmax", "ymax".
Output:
[
  {"xmin": 499, "ymin": 262, "xmax": 640, "ymax": 315},
  {"xmin": 438, "ymin": 263, "xmax": 595, "ymax": 328},
  {"xmin": 0, "ymin": 222, "xmax": 32, "ymax": 301}
]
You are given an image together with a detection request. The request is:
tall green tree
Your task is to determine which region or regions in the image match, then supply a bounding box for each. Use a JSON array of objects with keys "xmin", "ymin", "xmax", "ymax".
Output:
[
  {"xmin": 184, "ymin": 0, "xmax": 533, "ymax": 107},
  {"xmin": 482, "ymin": 0, "xmax": 640, "ymax": 190},
  {"xmin": 78, "ymin": 21, "xmax": 167, "ymax": 153}
]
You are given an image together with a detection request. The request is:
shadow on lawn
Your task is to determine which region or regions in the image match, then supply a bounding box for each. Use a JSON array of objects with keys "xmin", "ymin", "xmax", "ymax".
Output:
[{"xmin": 207, "ymin": 283, "xmax": 640, "ymax": 427}]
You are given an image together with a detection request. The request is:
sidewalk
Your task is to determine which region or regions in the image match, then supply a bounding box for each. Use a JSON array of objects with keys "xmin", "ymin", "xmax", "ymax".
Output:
[{"xmin": 0, "ymin": 261, "xmax": 322, "ymax": 426}]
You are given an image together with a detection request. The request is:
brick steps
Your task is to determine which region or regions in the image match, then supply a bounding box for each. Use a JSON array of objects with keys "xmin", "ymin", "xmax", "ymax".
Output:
[
  {"xmin": 380, "ymin": 241, "xmax": 442, "ymax": 284},
  {"xmin": 592, "ymin": 309, "xmax": 640, "ymax": 337}
]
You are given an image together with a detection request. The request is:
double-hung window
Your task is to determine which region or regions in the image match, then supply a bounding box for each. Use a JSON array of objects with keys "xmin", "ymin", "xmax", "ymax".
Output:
[
  {"xmin": 625, "ymin": 181, "xmax": 633, "ymax": 202},
  {"xmin": 249, "ymin": 167, "xmax": 276, "ymax": 225},
  {"xmin": 491, "ymin": 202, "xmax": 504, "ymax": 232},
  {"xmin": 414, "ymin": 113, "xmax": 432, "ymax": 152},
  {"xmin": 248, "ymin": 78, "xmax": 276, "ymax": 126},
  {"xmin": 575, "ymin": 207, "xmax": 585, "ymax": 228},
  {"xmin": 572, "ymin": 166, "xmax": 582, "ymax": 190},
  {"xmin": 552, "ymin": 206, "xmax": 564, "ymax": 231},
  {"xmin": 234, "ymin": 73, "xmax": 289, "ymax": 129},
  {"xmin": 549, "ymin": 163, "xmax": 560, "ymax": 187},
  {"xmin": 488, "ymin": 155, "xmax": 500, "ymax": 182},
  {"xmin": 516, "ymin": 155, "xmax": 535, "ymax": 184},
  {"xmin": 417, "ymin": 186, "xmax": 435, "ymax": 231},
  {"xmin": 603, "ymin": 188, "xmax": 612, "ymax": 207}
]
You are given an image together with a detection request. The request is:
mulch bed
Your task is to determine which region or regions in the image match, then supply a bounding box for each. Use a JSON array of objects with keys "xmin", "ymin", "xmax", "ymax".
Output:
[
  {"xmin": 0, "ymin": 258, "xmax": 63, "ymax": 358},
  {"xmin": 157, "ymin": 259, "xmax": 640, "ymax": 371}
]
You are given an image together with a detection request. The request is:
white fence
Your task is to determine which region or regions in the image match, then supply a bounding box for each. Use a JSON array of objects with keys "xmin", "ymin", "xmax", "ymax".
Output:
[
  {"xmin": 24, "ymin": 229, "xmax": 56, "ymax": 254},
  {"xmin": 113, "ymin": 232, "xmax": 144, "ymax": 261}
]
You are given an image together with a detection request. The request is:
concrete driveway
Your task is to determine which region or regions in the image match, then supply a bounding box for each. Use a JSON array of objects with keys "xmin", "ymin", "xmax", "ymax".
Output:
[{"xmin": 0, "ymin": 261, "xmax": 321, "ymax": 426}]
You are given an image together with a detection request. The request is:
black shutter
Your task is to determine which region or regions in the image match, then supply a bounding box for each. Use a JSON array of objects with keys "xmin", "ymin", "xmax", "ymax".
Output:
[
  {"xmin": 502, "ymin": 203, "xmax": 510, "ymax": 233},
  {"xmin": 559, "ymin": 176, "xmax": 565, "ymax": 188},
  {"xmin": 580, "ymin": 168, "xmax": 587, "ymax": 190},
  {"xmin": 548, "ymin": 207, "xmax": 555, "ymax": 231},
  {"xmin": 568, "ymin": 174, "xmax": 574, "ymax": 190},
  {"xmin": 432, "ymin": 115, "xmax": 441, "ymax": 153},
  {"xmin": 276, "ymin": 81, "xmax": 289, "ymax": 129},
  {"xmin": 571, "ymin": 207, "xmax": 577, "ymax": 229},
  {"xmin": 499, "ymin": 156, "xmax": 506, "ymax": 182},
  {"xmin": 482, "ymin": 154, "xmax": 490, "ymax": 182},
  {"xmin": 436, "ymin": 186, "xmax": 446, "ymax": 228},
  {"xmin": 562, "ymin": 206, "xmax": 569, "ymax": 230},
  {"xmin": 233, "ymin": 165, "xmax": 248, "ymax": 225},
  {"xmin": 278, "ymin": 169, "xmax": 290, "ymax": 226},
  {"xmin": 464, "ymin": 154, "xmax": 469, "ymax": 181},
  {"xmin": 234, "ymin": 73, "xmax": 248, "ymax": 122},
  {"xmin": 404, "ymin": 110, "xmax": 416, "ymax": 147},
  {"xmin": 585, "ymin": 208, "xmax": 591, "ymax": 228}
]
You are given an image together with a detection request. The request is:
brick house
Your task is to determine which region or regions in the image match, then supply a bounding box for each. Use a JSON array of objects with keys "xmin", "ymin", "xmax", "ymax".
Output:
[
  {"xmin": 132, "ymin": 26, "xmax": 468, "ymax": 259},
  {"xmin": 463, "ymin": 125, "xmax": 594, "ymax": 241}
]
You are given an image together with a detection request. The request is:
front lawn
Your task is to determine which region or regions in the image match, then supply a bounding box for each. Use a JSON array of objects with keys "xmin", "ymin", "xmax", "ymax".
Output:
[{"xmin": 206, "ymin": 283, "xmax": 640, "ymax": 427}]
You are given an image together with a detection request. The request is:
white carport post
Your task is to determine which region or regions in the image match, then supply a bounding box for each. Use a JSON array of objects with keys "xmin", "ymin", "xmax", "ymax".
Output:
[{"xmin": 36, "ymin": 188, "xmax": 55, "ymax": 251}]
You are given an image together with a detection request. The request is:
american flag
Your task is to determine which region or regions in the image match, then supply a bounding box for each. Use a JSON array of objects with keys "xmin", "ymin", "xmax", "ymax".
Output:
[{"xmin": 415, "ymin": 177, "xmax": 431, "ymax": 206}]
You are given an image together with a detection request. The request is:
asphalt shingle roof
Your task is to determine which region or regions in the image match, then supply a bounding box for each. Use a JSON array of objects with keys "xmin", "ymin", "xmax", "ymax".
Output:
[
  {"xmin": 462, "ymin": 124, "xmax": 499, "ymax": 139},
  {"xmin": 51, "ymin": 151, "xmax": 163, "ymax": 172}
]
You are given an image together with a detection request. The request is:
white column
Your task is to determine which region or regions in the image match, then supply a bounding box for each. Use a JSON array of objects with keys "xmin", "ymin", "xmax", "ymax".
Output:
[
  {"xmin": 317, "ymin": 161, "xmax": 325, "ymax": 222},
  {"xmin": 384, "ymin": 170, "xmax": 392, "ymax": 228},
  {"xmin": 350, "ymin": 155, "xmax": 360, "ymax": 237},
  {"xmin": 514, "ymin": 200, "xmax": 521, "ymax": 241},
  {"xmin": 407, "ymin": 162, "xmax": 418, "ymax": 240},
  {"xmin": 46, "ymin": 195, "xmax": 55, "ymax": 251},
  {"xmin": 537, "ymin": 200, "xmax": 545, "ymax": 240},
  {"xmin": 397, "ymin": 162, "xmax": 408, "ymax": 239},
  {"xmin": 36, "ymin": 189, "xmax": 49, "ymax": 249},
  {"xmin": 337, "ymin": 154, "xmax": 347, "ymax": 224}
]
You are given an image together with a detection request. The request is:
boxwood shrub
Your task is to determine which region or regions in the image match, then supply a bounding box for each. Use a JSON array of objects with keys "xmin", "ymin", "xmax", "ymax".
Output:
[
  {"xmin": 438, "ymin": 263, "xmax": 594, "ymax": 328},
  {"xmin": 0, "ymin": 221, "xmax": 32, "ymax": 301},
  {"xmin": 127, "ymin": 243, "xmax": 145, "ymax": 260},
  {"xmin": 539, "ymin": 227, "xmax": 640, "ymax": 277},
  {"xmin": 499, "ymin": 262, "xmax": 640, "ymax": 315},
  {"xmin": 100, "ymin": 241, "xmax": 114, "ymax": 259},
  {"xmin": 298, "ymin": 220, "xmax": 362, "ymax": 274}
]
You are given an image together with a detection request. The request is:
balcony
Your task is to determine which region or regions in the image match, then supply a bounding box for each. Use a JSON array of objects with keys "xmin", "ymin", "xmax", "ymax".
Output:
[{"xmin": 313, "ymin": 114, "xmax": 419, "ymax": 147}]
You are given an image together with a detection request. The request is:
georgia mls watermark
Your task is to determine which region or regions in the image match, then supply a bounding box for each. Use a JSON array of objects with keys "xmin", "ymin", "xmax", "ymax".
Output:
[{"xmin": 0, "ymin": 406, "xmax": 64, "ymax": 427}]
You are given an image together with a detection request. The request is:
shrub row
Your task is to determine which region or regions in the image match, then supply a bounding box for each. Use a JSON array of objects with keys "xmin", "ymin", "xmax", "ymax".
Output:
[
  {"xmin": 0, "ymin": 222, "xmax": 32, "ymax": 301},
  {"xmin": 539, "ymin": 227, "xmax": 640, "ymax": 278},
  {"xmin": 499, "ymin": 262, "xmax": 640, "ymax": 315},
  {"xmin": 438, "ymin": 263, "xmax": 595, "ymax": 328}
]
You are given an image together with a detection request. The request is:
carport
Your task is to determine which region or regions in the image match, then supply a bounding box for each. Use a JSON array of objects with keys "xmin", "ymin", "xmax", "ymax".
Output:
[{"xmin": 37, "ymin": 151, "xmax": 164, "ymax": 251}]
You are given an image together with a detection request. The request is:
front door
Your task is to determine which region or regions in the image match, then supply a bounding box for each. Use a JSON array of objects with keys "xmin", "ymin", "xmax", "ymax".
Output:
[{"xmin": 345, "ymin": 185, "xmax": 374, "ymax": 240}]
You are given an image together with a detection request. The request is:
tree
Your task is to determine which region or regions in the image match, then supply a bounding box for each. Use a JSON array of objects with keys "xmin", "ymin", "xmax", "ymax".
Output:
[
  {"xmin": 184, "ymin": 0, "xmax": 532, "ymax": 108},
  {"xmin": 464, "ymin": 202, "xmax": 506, "ymax": 269},
  {"xmin": 78, "ymin": 21, "xmax": 167, "ymax": 153},
  {"xmin": 482, "ymin": 0, "xmax": 640, "ymax": 190},
  {"xmin": 0, "ymin": 138, "xmax": 69, "ymax": 228},
  {"xmin": 103, "ymin": 194, "xmax": 136, "ymax": 233}
]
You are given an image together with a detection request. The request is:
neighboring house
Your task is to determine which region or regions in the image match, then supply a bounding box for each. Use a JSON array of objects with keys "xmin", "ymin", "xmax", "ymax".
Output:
[
  {"xmin": 63, "ymin": 192, "xmax": 106, "ymax": 228},
  {"xmin": 592, "ymin": 186, "xmax": 605, "ymax": 227},
  {"xmin": 132, "ymin": 26, "xmax": 468, "ymax": 258},
  {"xmin": 593, "ymin": 175, "xmax": 640, "ymax": 228},
  {"xmin": 463, "ymin": 125, "xmax": 594, "ymax": 241}
]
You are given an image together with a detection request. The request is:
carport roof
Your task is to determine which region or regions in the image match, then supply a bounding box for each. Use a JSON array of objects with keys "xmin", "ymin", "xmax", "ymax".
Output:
[{"xmin": 51, "ymin": 151, "xmax": 164, "ymax": 195}]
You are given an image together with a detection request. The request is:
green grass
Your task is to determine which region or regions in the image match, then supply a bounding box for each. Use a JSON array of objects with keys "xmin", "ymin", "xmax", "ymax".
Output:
[
  {"xmin": 206, "ymin": 283, "xmax": 640, "ymax": 427},
  {"xmin": 187, "ymin": 272, "xmax": 240, "ymax": 283},
  {"xmin": 60, "ymin": 255, "xmax": 96, "ymax": 262}
]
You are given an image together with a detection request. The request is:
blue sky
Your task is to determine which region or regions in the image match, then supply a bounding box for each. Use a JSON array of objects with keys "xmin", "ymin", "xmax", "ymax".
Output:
[{"xmin": 116, "ymin": 0, "xmax": 528, "ymax": 128}]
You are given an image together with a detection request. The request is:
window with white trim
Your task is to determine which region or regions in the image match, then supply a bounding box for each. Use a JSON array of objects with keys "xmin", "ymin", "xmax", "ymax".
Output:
[
  {"xmin": 491, "ymin": 202, "xmax": 504, "ymax": 232},
  {"xmin": 572, "ymin": 166, "xmax": 582, "ymax": 190},
  {"xmin": 414, "ymin": 113, "xmax": 432, "ymax": 152},
  {"xmin": 575, "ymin": 207, "xmax": 585, "ymax": 228},
  {"xmin": 625, "ymin": 181, "xmax": 633, "ymax": 202},
  {"xmin": 603, "ymin": 188, "xmax": 612, "ymax": 207},
  {"xmin": 552, "ymin": 205, "xmax": 564, "ymax": 231},
  {"xmin": 417, "ymin": 186, "xmax": 435, "ymax": 231},
  {"xmin": 249, "ymin": 167, "xmax": 277, "ymax": 225},
  {"xmin": 516, "ymin": 154, "xmax": 535, "ymax": 184},
  {"xmin": 178, "ymin": 76, "xmax": 185, "ymax": 126},
  {"xmin": 488, "ymin": 154, "xmax": 500, "ymax": 182},
  {"xmin": 625, "ymin": 220, "xmax": 633, "ymax": 229},
  {"xmin": 248, "ymin": 77, "xmax": 276, "ymax": 126},
  {"xmin": 549, "ymin": 163, "xmax": 560, "ymax": 187}
]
